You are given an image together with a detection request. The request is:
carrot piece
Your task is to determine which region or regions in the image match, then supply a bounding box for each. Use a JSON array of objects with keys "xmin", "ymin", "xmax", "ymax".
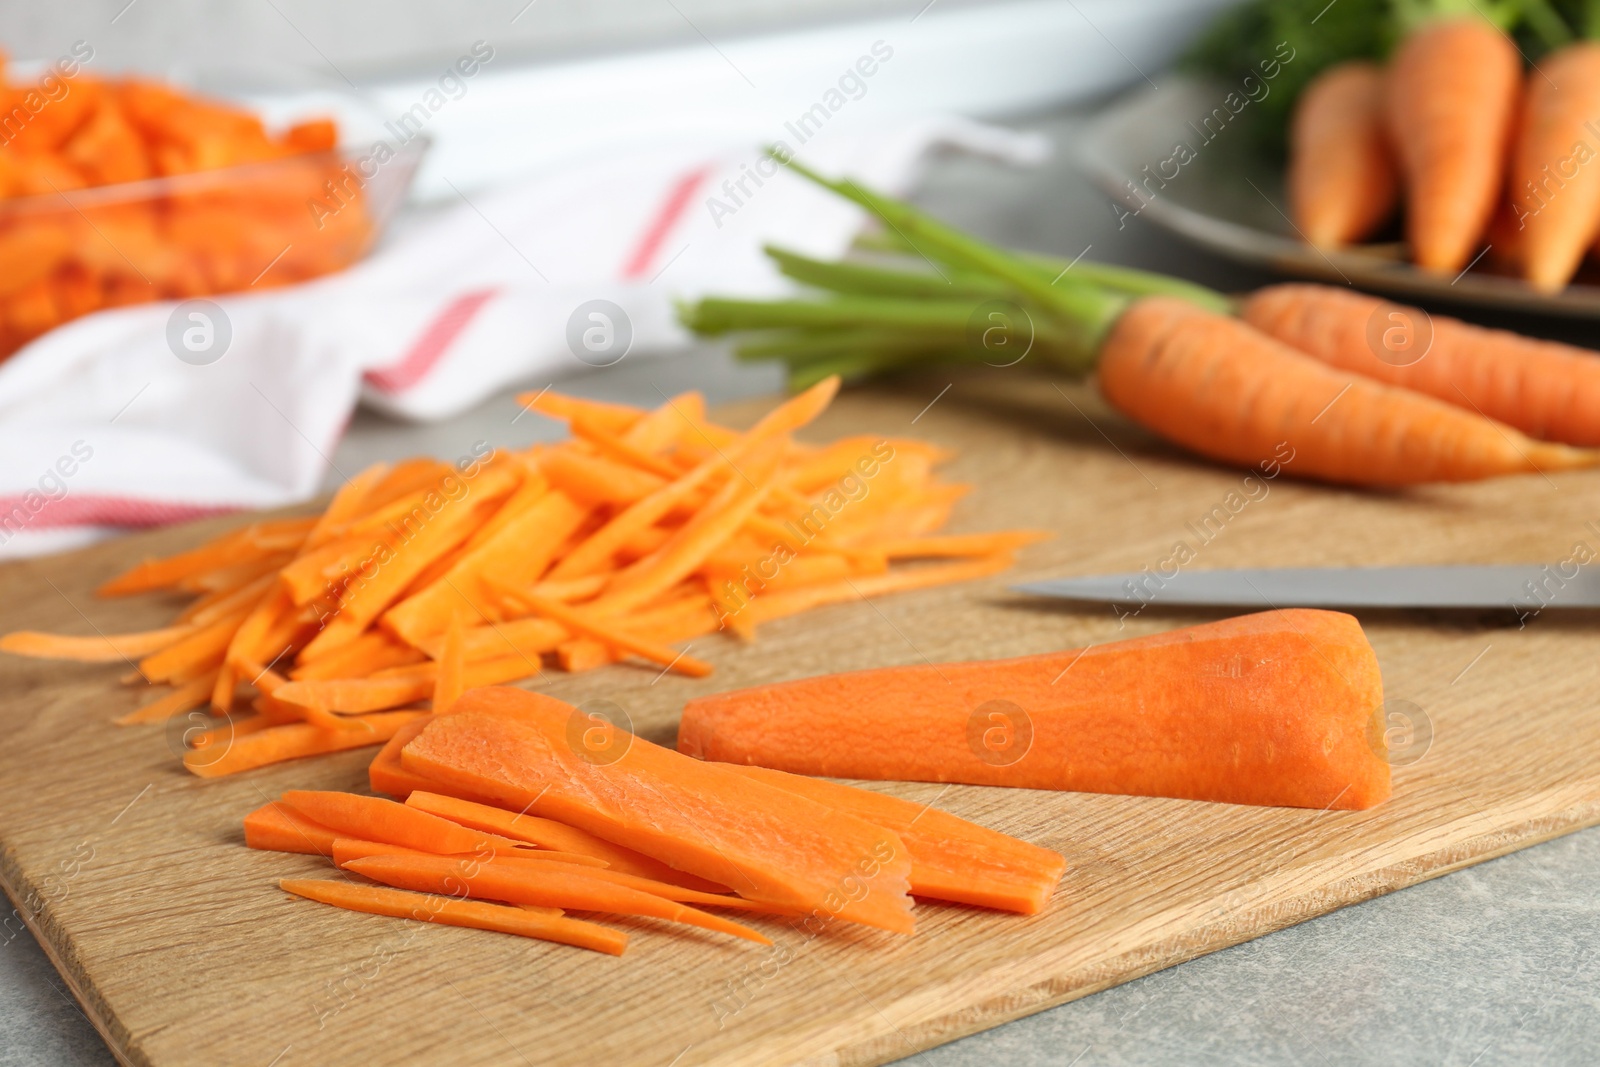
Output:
[
  {"xmin": 178, "ymin": 571, "xmax": 276, "ymax": 626},
  {"xmin": 546, "ymin": 377, "xmax": 839, "ymax": 581},
  {"xmin": 682, "ymin": 609, "xmax": 1392, "ymax": 810},
  {"xmin": 183, "ymin": 710, "xmax": 424, "ymax": 778},
  {"xmin": 115, "ymin": 671, "xmax": 218, "ymax": 725},
  {"xmin": 368, "ymin": 718, "xmax": 443, "ymax": 798},
  {"xmin": 556, "ymin": 638, "xmax": 614, "ymax": 673},
  {"xmin": 492, "ymin": 585, "xmax": 712, "ymax": 678},
  {"xmin": 1098, "ymin": 296, "xmax": 1599, "ymax": 485},
  {"xmin": 98, "ymin": 520, "xmax": 313, "ymax": 596},
  {"xmin": 381, "ymin": 490, "xmax": 589, "ymax": 646},
  {"xmin": 278, "ymin": 879, "xmax": 626, "ymax": 955},
  {"xmin": 737, "ymin": 554, "xmax": 1014, "ymax": 630},
  {"xmin": 1386, "ymin": 17, "xmax": 1521, "ymax": 273},
  {"xmin": 244, "ymin": 800, "xmax": 338, "ymax": 856},
  {"xmin": 280, "ymin": 789, "xmax": 531, "ymax": 854},
  {"xmin": 330, "ymin": 836, "xmax": 596, "ymax": 875},
  {"xmin": 306, "ymin": 463, "xmax": 389, "ymax": 549},
  {"xmin": 403, "ymin": 790, "xmax": 729, "ymax": 891},
  {"xmin": 1507, "ymin": 42, "xmax": 1600, "ymax": 290},
  {"xmin": 289, "ymin": 631, "xmax": 425, "ymax": 680},
  {"xmin": 400, "ymin": 689, "xmax": 915, "ymax": 932},
  {"xmin": 724, "ymin": 766, "xmax": 1065, "ymax": 914},
  {"xmin": 873, "ymin": 531, "xmax": 1052, "ymax": 560},
  {"xmin": 299, "ymin": 465, "xmax": 519, "ymax": 659},
  {"xmin": 343, "ymin": 854, "xmax": 771, "ymax": 944},
  {"xmin": 1288, "ymin": 61, "xmax": 1399, "ymax": 249},
  {"xmin": 415, "ymin": 617, "xmax": 565, "ymax": 665},
  {"xmin": 567, "ymin": 416, "xmax": 683, "ymax": 479},
  {"xmin": 588, "ymin": 445, "xmax": 781, "ymax": 615},
  {"xmin": 138, "ymin": 608, "xmax": 250, "ymax": 683},
  {"xmin": 0, "ymin": 624, "xmax": 194, "ymax": 663},
  {"xmin": 539, "ymin": 449, "xmax": 667, "ymax": 506},
  {"xmin": 515, "ymin": 391, "xmax": 643, "ymax": 434},
  {"xmin": 1240, "ymin": 284, "xmax": 1600, "ymax": 448},
  {"xmin": 432, "ymin": 615, "xmax": 466, "ymax": 713},
  {"xmin": 494, "ymin": 854, "xmax": 793, "ymax": 913}
]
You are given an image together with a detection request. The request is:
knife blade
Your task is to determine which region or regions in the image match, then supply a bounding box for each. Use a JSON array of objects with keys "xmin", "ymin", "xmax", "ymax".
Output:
[{"xmin": 1012, "ymin": 565, "xmax": 1600, "ymax": 611}]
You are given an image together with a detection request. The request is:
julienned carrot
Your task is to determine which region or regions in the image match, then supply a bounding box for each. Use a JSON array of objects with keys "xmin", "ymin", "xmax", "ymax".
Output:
[
  {"xmin": 494, "ymin": 855, "xmax": 792, "ymax": 913},
  {"xmin": 1099, "ymin": 296, "xmax": 1596, "ymax": 485},
  {"xmin": 97, "ymin": 519, "xmax": 315, "ymax": 597},
  {"xmin": 328, "ymin": 835, "xmax": 596, "ymax": 875},
  {"xmin": 138, "ymin": 608, "xmax": 249, "ymax": 683},
  {"xmin": 244, "ymin": 800, "xmax": 338, "ymax": 855},
  {"xmin": 278, "ymin": 878, "xmax": 627, "ymax": 955},
  {"xmin": 720, "ymin": 765, "xmax": 1065, "ymax": 914},
  {"xmin": 402, "ymin": 789, "xmax": 730, "ymax": 892},
  {"xmin": 432, "ymin": 615, "xmax": 465, "ymax": 713},
  {"xmin": 342, "ymin": 854, "xmax": 772, "ymax": 944},
  {"xmin": 680, "ymin": 609, "xmax": 1392, "ymax": 811},
  {"xmin": 115, "ymin": 671, "xmax": 218, "ymax": 724},
  {"xmin": 184, "ymin": 710, "xmax": 424, "ymax": 778},
  {"xmin": 1288, "ymin": 61, "xmax": 1399, "ymax": 249},
  {"xmin": 491, "ymin": 585, "xmax": 712, "ymax": 678},
  {"xmin": 0, "ymin": 624, "xmax": 195, "ymax": 662},
  {"xmin": 401, "ymin": 688, "xmax": 916, "ymax": 932},
  {"xmin": 1241, "ymin": 284, "xmax": 1600, "ymax": 447},
  {"xmin": 1386, "ymin": 16, "xmax": 1521, "ymax": 273},
  {"xmin": 1509, "ymin": 41, "xmax": 1600, "ymax": 291},
  {"xmin": 280, "ymin": 789, "xmax": 530, "ymax": 855},
  {"xmin": 539, "ymin": 449, "xmax": 666, "ymax": 505}
]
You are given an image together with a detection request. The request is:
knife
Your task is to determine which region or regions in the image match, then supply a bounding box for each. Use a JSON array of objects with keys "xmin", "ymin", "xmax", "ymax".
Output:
[{"xmin": 1012, "ymin": 565, "xmax": 1599, "ymax": 613}]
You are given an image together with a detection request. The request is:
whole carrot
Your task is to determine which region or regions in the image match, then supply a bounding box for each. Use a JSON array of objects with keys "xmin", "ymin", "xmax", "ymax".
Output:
[
  {"xmin": 1509, "ymin": 41, "xmax": 1600, "ymax": 291},
  {"xmin": 1386, "ymin": 17, "xmax": 1522, "ymax": 273},
  {"xmin": 1242, "ymin": 283, "xmax": 1600, "ymax": 446},
  {"xmin": 1101, "ymin": 296, "xmax": 1591, "ymax": 484},
  {"xmin": 1289, "ymin": 61, "xmax": 1400, "ymax": 248}
]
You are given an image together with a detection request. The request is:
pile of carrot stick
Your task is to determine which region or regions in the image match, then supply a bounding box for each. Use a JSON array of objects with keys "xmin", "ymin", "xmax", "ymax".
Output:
[
  {"xmin": 0, "ymin": 378, "xmax": 1043, "ymax": 778},
  {"xmin": 251, "ymin": 688, "xmax": 1067, "ymax": 954}
]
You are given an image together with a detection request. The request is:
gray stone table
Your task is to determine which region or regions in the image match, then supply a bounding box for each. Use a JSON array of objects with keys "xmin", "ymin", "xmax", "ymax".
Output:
[{"xmin": 4, "ymin": 105, "xmax": 1598, "ymax": 1066}]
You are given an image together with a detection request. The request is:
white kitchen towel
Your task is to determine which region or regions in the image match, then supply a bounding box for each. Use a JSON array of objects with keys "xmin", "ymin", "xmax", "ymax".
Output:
[{"xmin": 0, "ymin": 115, "xmax": 1047, "ymax": 558}]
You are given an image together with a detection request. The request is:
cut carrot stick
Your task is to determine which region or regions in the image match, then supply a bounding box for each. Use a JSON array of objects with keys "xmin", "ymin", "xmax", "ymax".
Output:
[
  {"xmin": 115, "ymin": 671, "xmax": 220, "ymax": 725},
  {"xmin": 244, "ymin": 800, "xmax": 339, "ymax": 856},
  {"xmin": 400, "ymin": 688, "xmax": 915, "ymax": 932},
  {"xmin": 723, "ymin": 765, "xmax": 1065, "ymax": 914},
  {"xmin": 681, "ymin": 609, "xmax": 1391, "ymax": 810},
  {"xmin": 539, "ymin": 450, "xmax": 666, "ymax": 505},
  {"xmin": 138, "ymin": 608, "xmax": 249, "ymax": 683},
  {"xmin": 494, "ymin": 854, "xmax": 793, "ymax": 913},
  {"xmin": 403, "ymin": 790, "xmax": 730, "ymax": 891},
  {"xmin": 330, "ymin": 836, "xmax": 596, "ymax": 875},
  {"xmin": 280, "ymin": 789, "xmax": 532, "ymax": 855},
  {"xmin": 432, "ymin": 615, "xmax": 465, "ymax": 713},
  {"xmin": 184, "ymin": 710, "xmax": 424, "ymax": 778},
  {"xmin": 491, "ymin": 584, "xmax": 712, "ymax": 678},
  {"xmin": 0, "ymin": 624, "xmax": 194, "ymax": 662},
  {"xmin": 343, "ymin": 854, "xmax": 771, "ymax": 944},
  {"xmin": 279, "ymin": 878, "xmax": 627, "ymax": 955}
]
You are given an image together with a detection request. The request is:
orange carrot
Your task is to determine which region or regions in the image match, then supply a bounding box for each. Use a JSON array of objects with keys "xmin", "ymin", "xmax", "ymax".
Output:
[
  {"xmin": 115, "ymin": 671, "xmax": 218, "ymax": 725},
  {"xmin": 1508, "ymin": 42, "xmax": 1600, "ymax": 291},
  {"xmin": 493, "ymin": 855, "xmax": 792, "ymax": 913},
  {"xmin": 243, "ymin": 800, "xmax": 339, "ymax": 855},
  {"xmin": 722, "ymin": 765, "xmax": 1065, "ymax": 914},
  {"xmin": 184, "ymin": 710, "xmax": 424, "ymax": 778},
  {"xmin": 280, "ymin": 789, "xmax": 530, "ymax": 854},
  {"xmin": 400, "ymin": 688, "xmax": 916, "ymax": 932},
  {"xmin": 1240, "ymin": 283, "xmax": 1600, "ymax": 447},
  {"xmin": 330, "ymin": 836, "xmax": 599, "ymax": 873},
  {"xmin": 680, "ymin": 609, "xmax": 1392, "ymax": 810},
  {"xmin": 0, "ymin": 624, "xmax": 194, "ymax": 662},
  {"xmin": 432, "ymin": 615, "xmax": 465, "ymax": 713},
  {"xmin": 342, "ymin": 854, "xmax": 771, "ymax": 944},
  {"xmin": 539, "ymin": 449, "xmax": 666, "ymax": 505},
  {"xmin": 1099, "ymin": 296, "xmax": 1597, "ymax": 484},
  {"xmin": 1289, "ymin": 61, "xmax": 1400, "ymax": 248},
  {"xmin": 278, "ymin": 878, "xmax": 627, "ymax": 954},
  {"xmin": 1386, "ymin": 17, "xmax": 1521, "ymax": 273},
  {"xmin": 403, "ymin": 790, "xmax": 730, "ymax": 892},
  {"xmin": 491, "ymin": 584, "xmax": 712, "ymax": 678}
]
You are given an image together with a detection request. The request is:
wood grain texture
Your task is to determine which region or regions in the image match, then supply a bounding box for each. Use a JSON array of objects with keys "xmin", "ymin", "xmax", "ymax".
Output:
[{"xmin": 3, "ymin": 371, "xmax": 1600, "ymax": 1067}]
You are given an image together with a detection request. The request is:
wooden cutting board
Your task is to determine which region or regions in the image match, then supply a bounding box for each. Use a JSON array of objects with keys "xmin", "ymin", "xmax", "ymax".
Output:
[{"xmin": 4, "ymin": 372, "xmax": 1600, "ymax": 1067}]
